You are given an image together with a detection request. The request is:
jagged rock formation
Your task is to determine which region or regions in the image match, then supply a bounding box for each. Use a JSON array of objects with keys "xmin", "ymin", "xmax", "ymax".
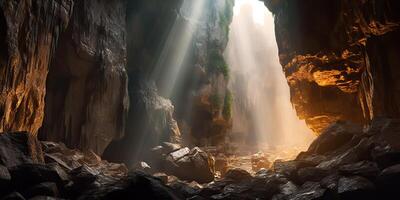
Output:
[
  {"xmin": 264, "ymin": 0, "xmax": 400, "ymax": 133},
  {"xmin": 0, "ymin": 0, "xmax": 128, "ymax": 155},
  {"xmin": 39, "ymin": 0, "xmax": 129, "ymax": 154},
  {"xmin": 0, "ymin": 0, "xmax": 74, "ymax": 135},
  {"xmin": 174, "ymin": 0, "xmax": 234, "ymax": 146},
  {"xmin": 169, "ymin": 119, "xmax": 400, "ymax": 200},
  {"xmin": 104, "ymin": 0, "xmax": 234, "ymax": 164}
]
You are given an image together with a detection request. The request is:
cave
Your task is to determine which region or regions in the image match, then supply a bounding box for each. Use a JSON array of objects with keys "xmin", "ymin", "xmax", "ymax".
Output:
[{"xmin": 1, "ymin": 0, "xmax": 400, "ymax": 199}]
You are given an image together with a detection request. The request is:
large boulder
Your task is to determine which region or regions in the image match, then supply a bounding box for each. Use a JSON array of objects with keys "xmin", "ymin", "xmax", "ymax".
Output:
[
  {"xmin": 0, "ymin": 132, "xmax": 43, "ymax": 168},
  {"xmin": 337, "ymin": 176, "xmax": 376, "ymax": 199},
  {"xmin": 164, "ymin": 147, "xmax": 214, "ymax": 184},
  {"xmin": 308, "ymin": 121, "xmax": 362, "ymax": 154},
  {"xmin": 77, "ymin": 171, "xmax": 182, "ymax": 200}
]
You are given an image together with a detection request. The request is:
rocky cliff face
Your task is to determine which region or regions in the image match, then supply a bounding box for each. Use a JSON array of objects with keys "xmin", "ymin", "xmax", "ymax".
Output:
[
  {"xmin": 0, "ymin": 0, "xmax": 128, "ymax": 155},
  {"xmin": 39, "ymin": 0, "xmax": 129, "ymax": 154},
  {"xmin": 264, "ymin": 0, "xmax": 400, "ymax": 133},
  {"xmin": 174, "ymin": 0, "xmax": 234, "ymax": 146},
  {"xmin": 0, "ymin": 0, "xmax": 73, "ymax": 135},
  {"xmin": 103, "ymin": 0, "xmax": 234, "ymax": 164}
]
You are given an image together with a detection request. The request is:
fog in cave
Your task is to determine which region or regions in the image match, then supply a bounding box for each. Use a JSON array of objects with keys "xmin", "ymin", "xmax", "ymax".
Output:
[{"xmin": 226, "ymin": 0, "xmax": 315, "ymax": 154}]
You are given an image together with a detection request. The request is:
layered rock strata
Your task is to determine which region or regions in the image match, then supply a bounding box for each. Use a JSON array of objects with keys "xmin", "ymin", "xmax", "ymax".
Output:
[{"xmin": 264, "ymin": 0, "xmax": 400, "ymax": 133}]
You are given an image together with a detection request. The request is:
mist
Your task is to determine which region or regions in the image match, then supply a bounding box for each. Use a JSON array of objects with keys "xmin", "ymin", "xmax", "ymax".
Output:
[{"xmin": 226, "ymin": 0, "xmax": 315, "ymax": 155}]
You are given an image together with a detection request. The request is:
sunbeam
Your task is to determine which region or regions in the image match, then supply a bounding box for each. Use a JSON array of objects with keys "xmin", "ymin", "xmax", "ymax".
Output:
[
  {"xmin": 151, "ymin": 0, "xmax": 206, "ymax": 98},
  {"xmin": 226, "ymin": 0, "xmax": 315, "ymax": 158}
]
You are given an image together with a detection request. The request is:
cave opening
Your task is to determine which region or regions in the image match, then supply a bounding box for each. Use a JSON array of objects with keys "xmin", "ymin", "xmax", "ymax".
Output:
[{"xmin": 222, "ymin": 0, "xmax": 315, "ymax": 171}]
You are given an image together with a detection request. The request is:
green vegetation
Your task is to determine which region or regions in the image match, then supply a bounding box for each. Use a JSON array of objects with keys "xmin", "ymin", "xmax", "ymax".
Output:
[
  {"xmin": 223, "ymin": 90, "xmax": 233, "ymax": 120},
  {"xmin": 209, "ymin": 93, "xmax": 223, "ymax": 109},
  {"xmin": 207, "ymin": 49, "xmax": 229, "ymax": 79},
  {"xmin": 219, "ymin": 0, "xmax": 235, "ymax": 40}
]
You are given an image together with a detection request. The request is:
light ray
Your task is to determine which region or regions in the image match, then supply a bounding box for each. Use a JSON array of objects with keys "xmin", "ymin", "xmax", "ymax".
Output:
[{"xmin": 226, "ymin": 0, "xmax": 315, "ymax": 155}]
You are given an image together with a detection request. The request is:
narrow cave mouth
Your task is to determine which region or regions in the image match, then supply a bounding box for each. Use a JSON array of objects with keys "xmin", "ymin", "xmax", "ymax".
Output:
[{"xmin": 223, "ymin": 0, "xmax": 315, "ymax": 169}]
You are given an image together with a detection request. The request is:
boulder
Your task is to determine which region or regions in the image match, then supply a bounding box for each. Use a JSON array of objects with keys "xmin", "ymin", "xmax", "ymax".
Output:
[
  {"xmin": 164, "ymin": 147, "xmax": 214, "ymax": 183},
  {"xmin": 378, "ymin": 164, "xmax": 400, "ymax": 188},
  {"xmin": 278, "ymin": 181, "xmax": 298, "ymax": 196},
  {"xmin": 169, "ymin": 181, "xmax": 199, "ymax": 198},
  {"xmin": 371, "ymin": 147, "xmax": 400, "ymax": 169},
  {"xmin": 77, "ymin": 171, "xmax": 182, "ymax": 200},
  {"xmin": 162, "ymin": 143, "xmax": 182, "ymax": 154},
  {"xmin": 1, "ymin": 192, "xmax": 26, "ymax": 200},
  {"xmin": 308, "ymin": 121, "xmax": 362, "ymax": 155},
  {"xmin": 69, "ymin": 165, "xmax": 98, "ymax": 186},
  {"xmin": 297, "ymin": 167, "xmax": 330, "ymax": 184},
  {"xmin": 286, "ymin": 182, "xmax": 327, "ymax": 200},
  {"xmin": 338, "ymin": 161, "xmax": 379, "ymax": 179},
  {"xmin": 0, "ymin": 165, "xmax": 11, "ymax": 193},
  {"xmin": 224, "ymin": 169, "xmax": 252, "ymax": 182},
  {"xmin": 0, "ymin": 132, "xmax": 43, "ymax": 168},
  {"xmin": 338, "ymin": 176, "xmax": 376, "ymax": 199},
  {"xmin": 320, "ymin": 174, "xmax": 341, "ymax": 191},
  {"xmin": 9, "ymin": 164, "xmax": 68, "ymax": 190},
  {"xmin": 317, "ymin": 138, "xmax": 373, "ymax": 170},
  {"xmin": 22, "ymin": 182, "xmax": 59, "ymax": 199},
  {"xmin": 273, "ymin": 160, "xmax": 315, "ymax": 179}
]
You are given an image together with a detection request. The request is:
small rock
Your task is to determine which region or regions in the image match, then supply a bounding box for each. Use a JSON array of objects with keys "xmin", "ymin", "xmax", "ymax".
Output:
[
  {"xmin": 279, "ymin": 181, "xmax": 298, "ymax": 196},
  {"xmin": 297, "ymin": 167, "xmax": 330, "ymax": 183},
  {"xmin": 371, "ymin": 146, "xmax": 400, "ymax": 169},
  {"xmin": 22, "ymin": 182, "xmax": 59, "ymax": 199},
  {"xmin": 224, "ymin": 168, "xmax": 252, "ymax": 181},
  {"xmin": 320, "ymin": 174, "xmax": 341, "ymax": 191},
  {"xmin": 378, "ymin": 164, "xmax": 400, "ymax": 187},
  {"xmin": 69, "ymin": 165, "xmax": 97, "ymax": 185},
  {"xmin": 169, "ymin": 180, "xmax": 199, "ymax": 198},
  {"xmin": 137, "ymin": 161, "xmax": 151, "ymax": 173},
  {"xmin": 162, "ymin": 142, "xmax": 182, "ymax": 154},
  {"xmin": 1, "ymin": 192, "xmax": 26, "ymax": 200},
  {"xmin": 338, "ymin": 176, "xmax": 376, "ymax": 199},
  {"xmin": 0, "ymin": 165, "xmax": 12, "ymax": 194},
  {"xmin": 339, "ymin": 161, "xmax": 379, "ymax": 179},
  {"xmin": 287, "ymin": 182, "xmax": 327, "ymax": 200},
  {"xmin": 153, "ymin": 172, "xmax": 168, "ymax": 183},
  {"xmin": 168, "ymin": 148, "xmax": 190, "ymax": 161},
  {"xmin": 273, "ymin": 160, "xmax": 314, "ymax": 178}
]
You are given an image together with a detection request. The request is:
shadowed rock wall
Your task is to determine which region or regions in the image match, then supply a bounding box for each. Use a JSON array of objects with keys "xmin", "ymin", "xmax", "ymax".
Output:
[{"xmin": 39, "ymin": 0, "xmax": 129, "ymax": 154}]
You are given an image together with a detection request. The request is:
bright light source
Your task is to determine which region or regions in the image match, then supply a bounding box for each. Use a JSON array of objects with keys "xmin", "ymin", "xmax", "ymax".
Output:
[{"xmin": 226, "ymin": 0, "xmax": 315, "ymax": 152}]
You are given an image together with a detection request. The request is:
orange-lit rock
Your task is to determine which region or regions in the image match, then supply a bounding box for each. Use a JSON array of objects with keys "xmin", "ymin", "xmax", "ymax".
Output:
[
  {"xmin": 264, "ymin": 0, "xmax": 400, "ymax": 133},
  {"xmin": 0, "ymin": 0, "xmax": 73, "ymax": 135}
]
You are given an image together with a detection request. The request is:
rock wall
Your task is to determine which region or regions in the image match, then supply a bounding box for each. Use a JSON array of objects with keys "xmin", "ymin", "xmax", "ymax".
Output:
[
  {"xmin": 264, "ymin": 0, "xmax": 400, "ymax": 133},
  {"xmin": 103, "ymin": 0, "xmax": 234, "ymax": 164},
  {"xmin": 0, "ymin": 0, "xmax": 128, "ymax": 155},
  {"xmin": 0, "ymin": 0, "xmax": 73, "ymax": 135},
  {"xmin": 39, "ymin": 0, "xmax": 129, "ymax": 154},
  {"xmin": 174, "ymin": 0, "xmax": 234, "ymax": 146}
]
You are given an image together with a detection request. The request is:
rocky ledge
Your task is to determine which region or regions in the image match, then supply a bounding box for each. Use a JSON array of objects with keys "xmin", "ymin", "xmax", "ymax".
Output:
[{"xmin": 2, "ymin": 118, "xmax": 400, "ymax": 199}]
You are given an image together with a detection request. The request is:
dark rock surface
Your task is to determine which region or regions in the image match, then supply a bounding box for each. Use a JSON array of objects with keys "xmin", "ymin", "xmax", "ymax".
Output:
[
  {"xmin": 39, "ymin": 0, "xmax": 129, "ymax": 155},
  {"xmin": 0, "ymin": 132, "xmax": 43, "ymax": 167}
]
